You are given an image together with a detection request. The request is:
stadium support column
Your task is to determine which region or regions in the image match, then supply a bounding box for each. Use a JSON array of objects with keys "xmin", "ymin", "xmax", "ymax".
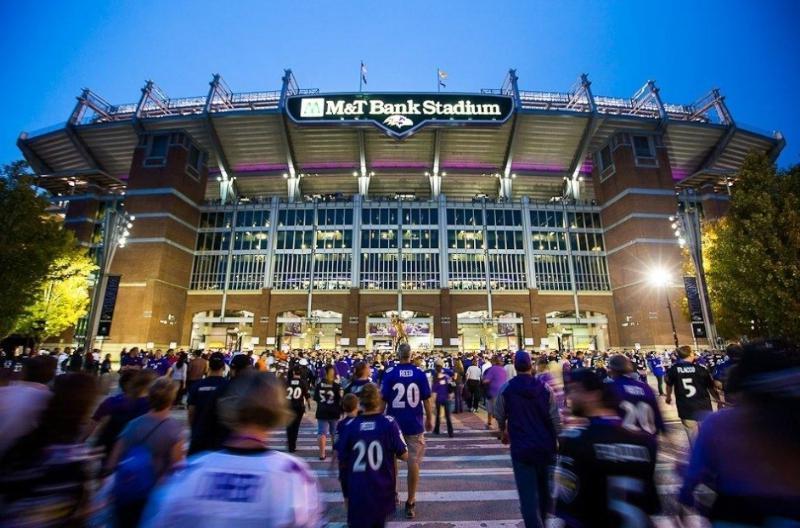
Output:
[
  {"xmin": 498, "ymin": 173, "xmax": 514, "ymax": 201},
  {"xmin": 595, "ymin": 133, "xmax": 689, "ymax": 348},
  {"xmin": 357, "ymin": 130, "xmax": 372, "ymax": 199},
  {"xmin": 428, "ymin": 130, "xmax": 443, "ymax": 199},
  {"xmin": 109, "ymin": 131, "xmax": 208, "ymax": 349},
  {"xmin": 285, "ymin": 173, "xmax": 301, "ymax": 203}
]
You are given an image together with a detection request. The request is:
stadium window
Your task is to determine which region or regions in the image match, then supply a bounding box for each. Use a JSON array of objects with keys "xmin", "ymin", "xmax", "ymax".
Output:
[
  {"xmin": 633, "ymin": 135, "xmax": 654, "ymax": 158},
  {"xmin": 597, "ymin": 144, "xmax": 615, "ymax": 181},
  {"xmin": 149, "ymin": 135, "xmax": 168, "ymax": 158}
]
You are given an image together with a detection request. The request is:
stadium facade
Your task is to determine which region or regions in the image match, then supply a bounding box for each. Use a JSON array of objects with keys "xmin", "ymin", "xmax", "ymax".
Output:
[{"xmin": 17, "ymin": 70, "xmax": 784, "ymax": 352}]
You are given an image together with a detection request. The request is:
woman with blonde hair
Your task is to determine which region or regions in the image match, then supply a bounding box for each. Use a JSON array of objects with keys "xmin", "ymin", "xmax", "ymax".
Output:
[{"xmin": 141, "ymin": 372, "xmax": 321, "ymax": 527}]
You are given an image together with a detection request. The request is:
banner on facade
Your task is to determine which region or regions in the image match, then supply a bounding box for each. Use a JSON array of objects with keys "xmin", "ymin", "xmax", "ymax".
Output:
[
  {"xmin": 97, "ymin": 275, "xmax": 121, "ymax": 337},
  {"xmin": 683, "ymin": 276, "xmax": 704, "ymax": 322}
]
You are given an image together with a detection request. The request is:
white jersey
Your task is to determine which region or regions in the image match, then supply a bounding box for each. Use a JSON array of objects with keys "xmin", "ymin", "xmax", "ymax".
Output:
[{"xmin": 140, "ymin": 449, "xmax": 322, "ymax": 528}]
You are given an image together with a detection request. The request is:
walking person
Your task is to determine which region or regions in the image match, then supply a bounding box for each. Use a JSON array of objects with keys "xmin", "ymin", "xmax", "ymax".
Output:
[
  {"xmin": 285, "ymin": 363, "xmax": 310, "ymax": 453},
  {"xmin": 680, "ymin": 339, "xmax": 800, "ymax": 525},
  {"xmin": 336, "ymin": 383, "xmax": 409, "ymax": 528},
  {"xmin": 432, "ymin": 362, "xmax": 454, "ymax": 437},
  {"xmin": 665, "ymin": 345, "xmax": 719, "ymax": 446},
  {"xmin": 465, "ymin": 356, "xmax": 482, "ymax": 412},
  {"xmin": 647, "ymin": 351, "xmax": 666, "ymax": 396},
  {"xmin": 482, "ymin": 355, "xmax": 508, "ymax": 430},
  {"xmin": 553, "ymin": 368, "xmax": 660, "ymax": 527},
  {"xmin": 380, "ymin": 343, "xmax": 433, "ymax": 519},
  {"xmin": 105, "ymin": 377, "xmax": 185, "ymax": 528},
  {"xmin": 186, "ymin": 349, "xmax": 208, "ymax": 396},
  {"xmin": 186, "ymin": 352, "xmax": 229, "ymax": 455},
  {"xmin": 453, "ymin": 357, "xmax": 465, "ymax": 413},
  {"xmin": 314, "ymin": 364, "xmax": 342, "ymax": 460},
  {"xmin": 170, "ymin": 351, "xmax": 188, "ymax": 407},
  {"xmin": 140, "ymin": 372, "xmax": 321, "ymax": 527},
  {"xmin": 0, "ymin": 373, "xmax": 99, "ymax": 527},
  {"xmin": 494, "ymin": 351, "xmax": 561, "ymax": 528}
]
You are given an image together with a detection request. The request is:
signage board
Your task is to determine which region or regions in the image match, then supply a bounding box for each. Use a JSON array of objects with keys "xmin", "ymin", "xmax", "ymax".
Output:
[
  {"xmin": 286, "ymin": 92, "xmax": 514, "ymax": 139},
  {"xmin": 692, "ymin": 322, "xmax": 708, "ymax": 339},
  {"xmin": 683, "ymin": 276, "xmax": 704, "ymax": 322},
  {"xmin": 339, "ymin": 338, "xmax": 350, "ymax": 346},
  {"xmin": 97, "ymin": 275, "xmax": 121, "ymax": 337}
]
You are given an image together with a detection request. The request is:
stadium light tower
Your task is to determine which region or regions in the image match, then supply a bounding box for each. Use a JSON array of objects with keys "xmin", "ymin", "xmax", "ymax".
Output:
[
  {"xmin": 647, "ymin": 266, "xmax": 679, "ymax": 349},
  {"xmin": 83, "ymin": 206, "xmax": 135, "ymax": 350}
]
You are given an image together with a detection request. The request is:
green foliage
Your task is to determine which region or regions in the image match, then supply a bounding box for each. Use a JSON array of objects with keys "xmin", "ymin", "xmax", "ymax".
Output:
[
  {"xmin": 0, "ymin": 161, "xmax": 77, "ymax": 338},
  {"xmin": 13, "ymin": 241, "xmax": 96, "ymax": 342},
  {"xmin": 705, "ymin": 152, "xmax": 800, "ymax": 341}
]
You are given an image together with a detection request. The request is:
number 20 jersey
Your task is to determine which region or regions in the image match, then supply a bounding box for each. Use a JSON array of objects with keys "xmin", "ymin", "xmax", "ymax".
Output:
[
  {"xmin": 380, "ymin": 364, "xmax": 432, "ymax": 435},
  {"xmin": 554, "ymin": 417, "xmax": 660, "ymax": 528},
  {"xmin": 335, "ymin": 414, "xmax": 408, "ymax": 523}
]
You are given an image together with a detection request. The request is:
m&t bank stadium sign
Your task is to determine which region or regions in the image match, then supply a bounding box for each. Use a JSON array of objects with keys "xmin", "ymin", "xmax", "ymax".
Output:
[{"xmin": 286, "ymin": 93, "xmax": 514, "ymax": 139}]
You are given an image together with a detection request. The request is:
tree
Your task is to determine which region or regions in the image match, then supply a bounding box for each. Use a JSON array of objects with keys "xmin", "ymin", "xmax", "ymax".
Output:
[
  {"xmin": 0, "ymin": 161, "xmax": 77, "ymax": 337},
  {"xmin": 704, "ymin": 152, "xmax": 800, "ymax": 341},
  {"xmin": 13, "ymin": 240, "xmax": 96, "ymax": 344}
]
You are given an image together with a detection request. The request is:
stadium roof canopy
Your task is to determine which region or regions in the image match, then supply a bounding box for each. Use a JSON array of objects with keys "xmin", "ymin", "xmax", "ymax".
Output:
[{"xmin": 18, "ymin": 70, "xmax": 783, "ymax": 201}]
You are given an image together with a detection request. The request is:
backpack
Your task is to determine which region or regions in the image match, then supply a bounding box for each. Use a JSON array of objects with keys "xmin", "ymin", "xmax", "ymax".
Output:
[{"xmin": 113, "ymin": 419, "xmax": 168, "ymax": 504}]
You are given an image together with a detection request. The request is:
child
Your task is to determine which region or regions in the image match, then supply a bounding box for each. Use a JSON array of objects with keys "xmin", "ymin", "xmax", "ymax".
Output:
[
  {"xmin": 332, "ymin": 393, "xmax": 359, "ymax": 508},
  {"xmin": 335, "ymin": 384, "xmax": 408, "ymax": 528}
]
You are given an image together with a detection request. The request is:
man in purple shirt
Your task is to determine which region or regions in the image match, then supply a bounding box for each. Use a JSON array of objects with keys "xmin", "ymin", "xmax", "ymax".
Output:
[
  {"xmin": 380, "ymin": 343, "xmax": 432, "ymax": 519},
  {"xmin": 146, "ymin": 349, "xmax": 170, "ymax": 376},
  {"xmin": 482, "ymin": 355, "xmax": 508, "ymax": 430}
]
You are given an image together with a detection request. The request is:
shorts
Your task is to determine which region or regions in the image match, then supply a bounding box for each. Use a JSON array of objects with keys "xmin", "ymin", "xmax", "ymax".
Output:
[
  {"xmin": 317, "ymin": 419, "xmax": 337, "ymax": 436},
  {"xmin": 405, "ymin": 433, "xmax": 426, "ymax": 465},
  {"xmin": 486, "ymin": 396, "xmax": 496, "ymax": 415}
]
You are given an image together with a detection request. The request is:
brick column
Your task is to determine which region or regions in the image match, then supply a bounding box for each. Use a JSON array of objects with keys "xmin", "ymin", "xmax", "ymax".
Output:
[
  {"xmin": 108, "ymin": 131, "xmax": 208, "ymax": 348},
  {"xmin": 595, "ymin": 133, "xmax": 692, "ymax": 348}
]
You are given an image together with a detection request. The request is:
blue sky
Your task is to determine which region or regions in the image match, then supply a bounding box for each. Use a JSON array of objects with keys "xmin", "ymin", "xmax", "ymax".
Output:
[{"xmin": 1, "ymin": 0, "xmax": 798, "ymax": 168}]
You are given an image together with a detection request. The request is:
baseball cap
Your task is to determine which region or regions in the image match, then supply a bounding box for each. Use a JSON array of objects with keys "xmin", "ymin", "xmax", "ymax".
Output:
[{"xmin": 514, "ymin": 350, "xmax": 532, "ymax": 371}]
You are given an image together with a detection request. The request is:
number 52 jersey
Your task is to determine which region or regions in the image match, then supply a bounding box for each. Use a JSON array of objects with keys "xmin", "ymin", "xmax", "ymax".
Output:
[{"xmin": 380, "ymin": 364, "xmax": 432, "ymax": 435}]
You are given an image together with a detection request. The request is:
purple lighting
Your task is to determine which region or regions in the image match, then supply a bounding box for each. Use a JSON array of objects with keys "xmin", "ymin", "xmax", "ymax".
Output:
[{"xmin": 232, "ymin": 163, "xmax": 288, "ymax": 173}]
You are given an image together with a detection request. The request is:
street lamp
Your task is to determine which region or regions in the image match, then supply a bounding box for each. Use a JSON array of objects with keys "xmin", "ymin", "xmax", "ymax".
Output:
[
  {"xmin": 647, "ymin": 266, "xmax": 679, "ymax": 349},
  {"xmin": 83, "ymin": 206, "xmax": 135, "ymax": 350}
]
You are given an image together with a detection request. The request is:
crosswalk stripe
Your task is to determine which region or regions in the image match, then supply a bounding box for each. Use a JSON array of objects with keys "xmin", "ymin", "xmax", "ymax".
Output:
[
  {"xmin": 310, "ymin": 464, "xmax": 679, "ymax": 478},
  {"xmin": 322, "ymin": 485, "xmax": 680, "ymax": 504},
  {"xmin": 321, "ymin": 490, "xmax": 520, "ymax": 503},
  {"xmin": 304, "ymin": 454, "xmax": 510, "ymax": 463},
  {"xmin": 326, "ymin": 516, "xmax": 706, "ymax": 528}
]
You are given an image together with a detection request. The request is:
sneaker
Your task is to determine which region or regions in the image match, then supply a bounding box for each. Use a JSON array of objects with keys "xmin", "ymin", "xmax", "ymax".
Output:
[{"xmin": 405, "ymin": 501, "xmax": 416, "ymax": 519}]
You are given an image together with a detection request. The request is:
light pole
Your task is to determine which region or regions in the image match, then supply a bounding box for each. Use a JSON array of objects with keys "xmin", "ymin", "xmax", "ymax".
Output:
[
  {"xmin": 83, "ymin": 205, "xmax": 135, "ymax": 350},
  {"xmin": 648, "ymin": 267, "xmax": 679, "ymax": 349}
]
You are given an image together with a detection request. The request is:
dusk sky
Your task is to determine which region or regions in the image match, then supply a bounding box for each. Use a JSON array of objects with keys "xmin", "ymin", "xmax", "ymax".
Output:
[{"xmin": 1, "ymin": 0, "xmax": 798, "ymax": 168}]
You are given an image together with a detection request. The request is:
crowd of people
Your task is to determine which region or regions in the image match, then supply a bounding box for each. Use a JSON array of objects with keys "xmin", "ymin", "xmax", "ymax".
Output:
[{"xmin": 0, "ymin": 339, "xmax": 798, "ymax": 527}]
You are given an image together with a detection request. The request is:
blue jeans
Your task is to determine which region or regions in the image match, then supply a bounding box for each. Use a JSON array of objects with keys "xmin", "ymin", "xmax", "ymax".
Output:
[{"xmin": 511, "ymin": 458, "xmax": 550, "ymax": 528}]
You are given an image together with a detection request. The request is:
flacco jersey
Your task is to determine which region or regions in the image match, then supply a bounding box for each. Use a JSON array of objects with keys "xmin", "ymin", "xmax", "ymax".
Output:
[
  {"xmin": 140, "ymin": 449, "xmax": 322, "ymax": 528},
  {"xmin": 554, "ymin": 417, "xmax": 660, "ymax": 528},
  {"xmin": 665, "ymin": 360, "xmax": 713, "ymax": 420}
]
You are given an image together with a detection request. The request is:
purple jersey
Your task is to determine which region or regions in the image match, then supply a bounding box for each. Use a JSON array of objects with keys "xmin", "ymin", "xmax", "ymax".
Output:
[
  {"xmin": 607, "ymin": 375, "xmax": 665, "ymax": 436},
  {"xmin": 147, "ymin": 356, "xmax": 170, "ymax": 376},
  {"xmin": 483, "ymin": 365, "xmax": 508, "ymax": 398},
  {"xmin": 381, "ymin": 363, "xmax": 432, "ymax": 435},
  {"xmin": 336, "ymin": 414, "xmax": 407, "ymax": 526},
  {"xmin": 432, "ymin": 373, "xmax": 452, "ymax": 404}
]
